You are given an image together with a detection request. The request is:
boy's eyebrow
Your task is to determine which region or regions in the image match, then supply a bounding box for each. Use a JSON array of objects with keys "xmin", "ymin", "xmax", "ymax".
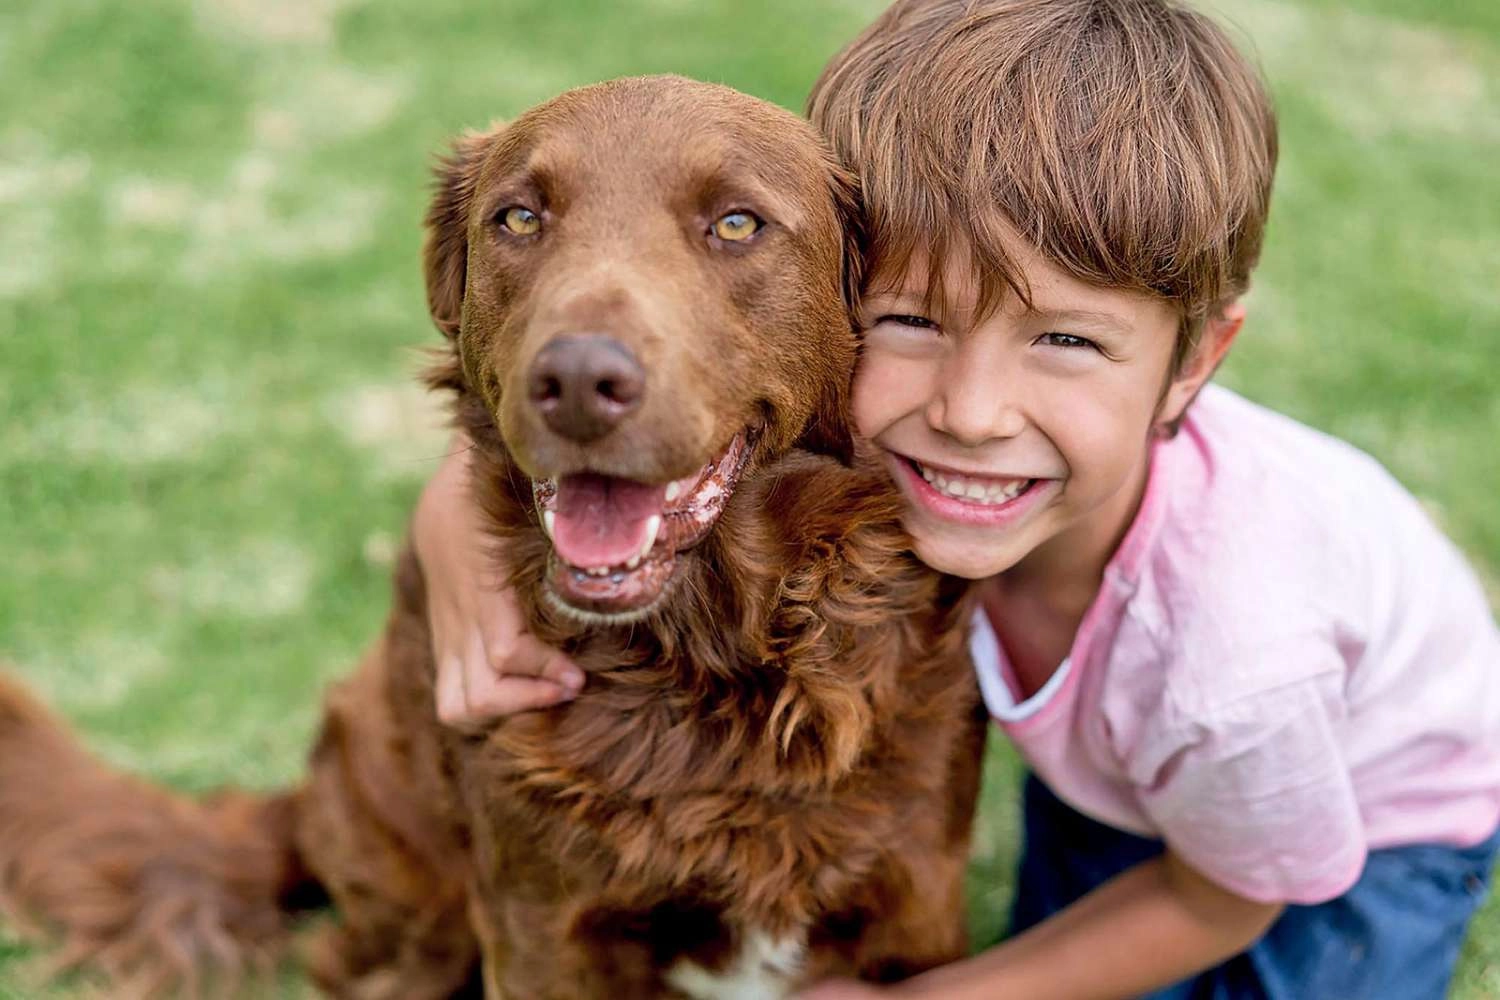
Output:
[
  {"xmin": 1030, "ymin": 308, "xmax": 1133, "ymax": 336},
  {"xmin": 861, "ymin": 294, "xmax": 1138, "ymax": 336},
  {"xmin": 861, "ymin": 288, "xmax": 924, "ymax": 305}
]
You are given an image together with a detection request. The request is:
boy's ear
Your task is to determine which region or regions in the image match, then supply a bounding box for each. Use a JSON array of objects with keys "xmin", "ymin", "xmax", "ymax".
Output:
[
  {"xmin": 423, "ymin": 126, "xmax": 503, "ymax": 339},
  {"xmin": 1159, "ymin": 301, "xmax": 1246, "ymax": 426},
  {"xmin": 797, "ymin": 161, "xmax": 865, "ymax": 466}
]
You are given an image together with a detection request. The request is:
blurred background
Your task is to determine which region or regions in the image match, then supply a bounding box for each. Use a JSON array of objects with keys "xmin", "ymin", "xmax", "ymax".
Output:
[{"xmin": 1, "ymin": 0, "xmax": 1496, "ymax": 995}]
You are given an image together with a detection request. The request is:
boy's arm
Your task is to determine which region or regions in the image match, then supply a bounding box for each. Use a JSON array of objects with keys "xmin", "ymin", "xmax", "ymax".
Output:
[
  {"xmin": 414, "ymin": 432, "xmax": 584, "ymax": 724},
  {"xmin": 799, "ymin": 851, "xmax": 1281, "ymax": 1000}
]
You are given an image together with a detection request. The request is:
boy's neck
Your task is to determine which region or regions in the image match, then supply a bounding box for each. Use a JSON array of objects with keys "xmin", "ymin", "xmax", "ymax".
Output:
[{"xmin": 983, "ymin": 449, "xmax": 1153, "ymax": 686}]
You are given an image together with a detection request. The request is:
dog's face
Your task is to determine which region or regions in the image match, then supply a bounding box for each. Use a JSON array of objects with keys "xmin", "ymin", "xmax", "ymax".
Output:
[{"xmin": 424, "ymin": 76, "xmax": 860, "ymax": 622}]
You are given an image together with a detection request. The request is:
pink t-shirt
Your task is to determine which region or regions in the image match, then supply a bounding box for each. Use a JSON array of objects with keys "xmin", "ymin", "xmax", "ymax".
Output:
[{"xmin": 973, "ymin": 385, "xmax": 1500, "ymax": 905}]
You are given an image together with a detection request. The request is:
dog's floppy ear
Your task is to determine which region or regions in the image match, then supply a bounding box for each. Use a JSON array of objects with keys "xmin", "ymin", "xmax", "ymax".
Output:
[
  {"xmin": 796, "ymin": 162, "xmax": 864, "ymax": 466},
  {"xmin": 830, "ymin": 163, "xmax": 867, "ymax": 321},
  {"xmin": 423, "ymin": 126, "xmax": 502, "ymax": 339},
  {"xmin": 801, "ymin": 388, "xmax": 856, "ymax": 467}
]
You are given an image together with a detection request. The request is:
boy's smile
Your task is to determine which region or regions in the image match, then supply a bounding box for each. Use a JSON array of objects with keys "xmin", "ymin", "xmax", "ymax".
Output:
[
  {"xmin": 854, "ymin": 232, "xmax": 1235, "ymax": 584},
  {"xmin": 891, "ymin": 454, "xmax": 1058, "ymax": 526}
]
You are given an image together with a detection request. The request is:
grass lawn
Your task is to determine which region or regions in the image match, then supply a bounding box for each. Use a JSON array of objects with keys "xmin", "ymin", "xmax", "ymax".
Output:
[{"xmin": 1, "ymin": 0, "xmax": 1496, "ymax": 996}]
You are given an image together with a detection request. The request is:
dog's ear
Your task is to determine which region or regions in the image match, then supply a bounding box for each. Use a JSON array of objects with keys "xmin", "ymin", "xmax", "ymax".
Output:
[
  {"xmin": 423, "ymin": 126, "xmax": 502, "ymax": 339},
  {"xmin": 800, "ymin": 378, "xmax": 856, "ymax": 466},
  {"xmin": 829, "ymin": 162, "xmax": 867, "ymax": 320},
  {"xmin": 797, "ymin": 162, "xmax": 864, "ymax": 466}
]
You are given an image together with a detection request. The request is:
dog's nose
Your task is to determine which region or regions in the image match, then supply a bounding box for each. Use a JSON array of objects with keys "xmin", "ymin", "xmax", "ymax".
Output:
[{"xmin": 527, "ymin": 335, "xmax": 646, "ymax": 443}]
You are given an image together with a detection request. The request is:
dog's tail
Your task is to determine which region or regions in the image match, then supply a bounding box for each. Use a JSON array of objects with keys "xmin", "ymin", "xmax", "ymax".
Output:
[{"xmin": 0, "ymin": 671, "xmax": 317, "ymax": 997}]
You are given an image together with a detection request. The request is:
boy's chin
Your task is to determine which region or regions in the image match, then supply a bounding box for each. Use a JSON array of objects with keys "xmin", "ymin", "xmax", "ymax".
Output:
[{"xmin": 908, "ymin": 524, "xmax": 1026, "ymax": 580}]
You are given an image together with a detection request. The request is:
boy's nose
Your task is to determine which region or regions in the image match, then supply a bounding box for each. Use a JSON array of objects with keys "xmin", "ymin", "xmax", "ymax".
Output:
[{"xmin": 926, "ymin": 387, "xmax": 1027, "ymax": 445}]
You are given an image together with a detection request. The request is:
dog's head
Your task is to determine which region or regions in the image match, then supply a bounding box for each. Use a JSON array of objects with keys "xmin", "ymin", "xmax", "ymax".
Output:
[{"xmin": 424, "ymin": 76, "xmax": 862, "ymax": 623}]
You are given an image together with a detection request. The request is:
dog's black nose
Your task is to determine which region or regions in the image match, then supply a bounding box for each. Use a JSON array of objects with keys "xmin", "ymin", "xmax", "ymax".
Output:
[{"xmin": 527, "ymin": 335, "xmax": 645, "ymax": 443}]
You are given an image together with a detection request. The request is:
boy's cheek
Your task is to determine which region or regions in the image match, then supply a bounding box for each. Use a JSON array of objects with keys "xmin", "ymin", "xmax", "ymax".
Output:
[{"xmin": 851, "ymin": 351, "xmax": 930, "ymax": 438}]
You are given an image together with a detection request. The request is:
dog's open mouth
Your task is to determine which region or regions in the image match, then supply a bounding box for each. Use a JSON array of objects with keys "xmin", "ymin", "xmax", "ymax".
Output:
[{"xmin": 532, "ymin": 432, "xmax": 751, "ymax": 621}]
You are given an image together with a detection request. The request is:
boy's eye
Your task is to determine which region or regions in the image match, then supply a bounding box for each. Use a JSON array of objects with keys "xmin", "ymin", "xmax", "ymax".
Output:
[
  {"xmin": 877, "ymin": 314, "xmax": 938, "ymax": 329},
  {"xmin": 1036, "ymin": 332, "xmax": 1099, "ymax": 350}
]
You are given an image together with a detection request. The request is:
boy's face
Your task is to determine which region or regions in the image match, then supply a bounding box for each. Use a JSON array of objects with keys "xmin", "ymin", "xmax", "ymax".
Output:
[{"xmin": 854, "ymin": 233, "xmax": 1233, "ymax": 582}]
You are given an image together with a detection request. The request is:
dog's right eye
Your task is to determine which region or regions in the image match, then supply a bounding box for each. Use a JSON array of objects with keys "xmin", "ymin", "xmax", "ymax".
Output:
[
  {"xmin": 497, "ymin": 207, "xmax": 541, "ymax": 236},
  {"xmin": 711, "ymin": 211, "xmax": 762, "ymax": 242}
]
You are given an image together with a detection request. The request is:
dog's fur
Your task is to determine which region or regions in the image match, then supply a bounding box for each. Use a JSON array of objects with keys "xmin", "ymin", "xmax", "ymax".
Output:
[{"xmin": 0, "ymin": 76, "xmax": 982, "ymax": 998}]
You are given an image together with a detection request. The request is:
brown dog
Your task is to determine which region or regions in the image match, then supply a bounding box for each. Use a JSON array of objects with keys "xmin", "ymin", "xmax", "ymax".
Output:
[{"xmin": 0, "ymin": 76, "xmax": 982, "ymax": 999}]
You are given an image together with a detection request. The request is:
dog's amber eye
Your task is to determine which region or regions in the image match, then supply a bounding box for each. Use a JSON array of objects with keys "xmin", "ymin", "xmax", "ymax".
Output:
[
  {"xmin": 500, "ymin": 207, "xmax": 541, "ymax": 236},
  {"xmin": 712, "ymin": 211, "xmax": 761, "ymax": 242}
]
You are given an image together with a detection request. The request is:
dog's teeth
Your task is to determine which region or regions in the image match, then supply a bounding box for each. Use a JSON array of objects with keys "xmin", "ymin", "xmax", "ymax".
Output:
[
  {"xmin": 542, "ymin": 510, "xmax": 556, "ymax": 540},
  {"xmin": 587, "ymin": 566, "xmax": 610, "ymax": 577},
  {"xmin": 639, "ymin": 515, "xmax": 661, "ymax": 559},
  {"xmin": 665, "ymin": 481, "xmax": 682, "ymax": 503},
  {"xmin": 626, "ymin": 555, "xmax": 641, "ymax": 570}
]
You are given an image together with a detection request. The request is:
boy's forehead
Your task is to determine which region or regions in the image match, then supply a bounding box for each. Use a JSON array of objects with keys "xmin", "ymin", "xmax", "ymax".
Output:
[
  {"xmin": 865, "ymin": 235, "xmax": 1168, "ymax": 328},
  {"xmin": 862, "ymin": 234, "xmax": 1075, "ymax": 304}
]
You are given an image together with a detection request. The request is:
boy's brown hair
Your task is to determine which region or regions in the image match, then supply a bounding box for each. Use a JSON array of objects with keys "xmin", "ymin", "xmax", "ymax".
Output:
[{"xmin": 808, "ymin": 0, "xmax": 1278, "ymax": 370}]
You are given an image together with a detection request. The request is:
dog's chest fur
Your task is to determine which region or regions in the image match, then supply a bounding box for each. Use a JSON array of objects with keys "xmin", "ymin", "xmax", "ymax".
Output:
[
  {"xmin": 665, "ymin": 929, "xmax": 806, "ymax": 1000},
  {"xmin": 450, "ymin": 447, "xmax": 977, "ymax": 990}
]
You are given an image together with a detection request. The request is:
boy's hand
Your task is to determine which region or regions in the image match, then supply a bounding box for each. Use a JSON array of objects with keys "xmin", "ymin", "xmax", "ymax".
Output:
[
  {"xmin": 415, "ymin": 437, "xmax": 585, "ymax": 726},
  {"xmin": 794, "ymin": 980, "xmax": 901, "ymax": 999},
  {"xmin": 429, "ymin": 574, "xmax": 584, "ymax": 724}
]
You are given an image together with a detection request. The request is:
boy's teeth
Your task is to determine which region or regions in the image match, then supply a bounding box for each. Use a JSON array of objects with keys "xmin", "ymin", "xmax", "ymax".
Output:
[{"xmin": 917, "ymin": 463, "xmax": 1029, "ymax": 505}]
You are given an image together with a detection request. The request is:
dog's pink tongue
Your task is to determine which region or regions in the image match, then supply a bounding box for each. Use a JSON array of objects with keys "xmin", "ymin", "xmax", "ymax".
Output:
[{"xmin": 552, "ymin": 474, "xmax": 665, "ymax": 568}]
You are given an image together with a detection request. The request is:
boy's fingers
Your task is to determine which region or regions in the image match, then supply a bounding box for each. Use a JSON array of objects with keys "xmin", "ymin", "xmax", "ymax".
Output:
[
  {"xmin": 473, "ymin": 587, "xmax": 582, "ymax": 688},
  {"xmin": 467, "ymin": 676, "xmax": 575, "ymax": 716},
  {"xmin": 434, "ymin": 653, "xmax": 475, "ymax": 726},
  {"xmin": 791, "ymin": 983, "xmax": 884, "ymax": 1000},
  {"xmin": 468, "ymin": 636, "xmax": 578, "ymax": 707},
  {"xmin": 435, "ymin": 652, "xmax": 575, "ymax": 726},
  {"xmin": 491, "ymin": 634, "xmax": 585, "ymax": 692},
  {"xmin": 529, "ymin": 648, "xmax": 585, "ymax": 693}
]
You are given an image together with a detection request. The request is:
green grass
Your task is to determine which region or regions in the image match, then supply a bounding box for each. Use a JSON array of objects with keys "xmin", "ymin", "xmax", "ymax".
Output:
[{"xmin": 1, "ymin": 0, "xmax": 1496, "ymax": 996}]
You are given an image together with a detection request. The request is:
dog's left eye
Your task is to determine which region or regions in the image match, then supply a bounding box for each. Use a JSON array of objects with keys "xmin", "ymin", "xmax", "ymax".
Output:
[
  {"xmin": 498, "ymin": 206, "xmax": 541, "ymax": 236},
  {"xmin": 711, "ymin": 211, "xmax": 762, "ymax": 242}
]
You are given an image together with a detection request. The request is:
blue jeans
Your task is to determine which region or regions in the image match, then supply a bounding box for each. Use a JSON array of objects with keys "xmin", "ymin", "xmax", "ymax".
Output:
[{"xmin": 1010, "ymin": 775, "xmax": 1500, "ymax": 999}]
